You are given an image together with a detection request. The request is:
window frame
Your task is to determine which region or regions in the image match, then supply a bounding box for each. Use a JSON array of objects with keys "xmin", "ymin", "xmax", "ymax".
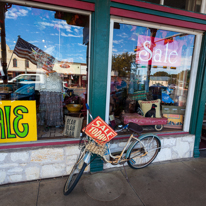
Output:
[
  {"xmin": 13, "ymin": 58, "xmax": 17, "ymax": 67},
  {"xmin": 106, "ymin": 16, "xmax": 203, "ymax": 132}
]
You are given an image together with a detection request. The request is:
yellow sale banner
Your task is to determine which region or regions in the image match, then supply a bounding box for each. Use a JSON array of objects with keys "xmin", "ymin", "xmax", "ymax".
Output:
[{"xmin": 0, "ymin": 101, "xmax": 37, "ymax": 143}]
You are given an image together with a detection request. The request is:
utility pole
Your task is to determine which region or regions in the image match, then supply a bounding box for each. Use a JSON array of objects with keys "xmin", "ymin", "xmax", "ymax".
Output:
[
  {"xmin": 0, "ymin": 3, "xmax": 11, "ymax": 83},
  {"xmin": 0, "ymin": 2, "xmax": 7, "ymax": 83}
]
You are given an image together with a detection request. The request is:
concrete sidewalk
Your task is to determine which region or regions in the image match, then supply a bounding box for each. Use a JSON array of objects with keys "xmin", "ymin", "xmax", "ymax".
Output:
[{"xmin": 1, "ymin": 157, "xmax": 206, "ymax": 206}]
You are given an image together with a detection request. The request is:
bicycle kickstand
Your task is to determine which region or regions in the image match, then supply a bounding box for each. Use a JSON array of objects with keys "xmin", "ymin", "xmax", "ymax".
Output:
[{"xmin": 122, "ymin": 163, "xmax": 129, "ymax": 182}]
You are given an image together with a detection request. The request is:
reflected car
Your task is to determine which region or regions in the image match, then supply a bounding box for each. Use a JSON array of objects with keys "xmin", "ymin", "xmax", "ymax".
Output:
[{"xmin": 11, "ymin": 84, "xmax": 36, "ymax": 100}]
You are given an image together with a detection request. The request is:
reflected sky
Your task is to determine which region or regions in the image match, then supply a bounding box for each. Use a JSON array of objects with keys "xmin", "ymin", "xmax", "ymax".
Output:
[
  {"xmin": 5, "ymin": 5, "xmax": 87, "ymax": 63},
  {"xmin": 112, "ymin": 23, "xmax": 195, "ymax": 75}
]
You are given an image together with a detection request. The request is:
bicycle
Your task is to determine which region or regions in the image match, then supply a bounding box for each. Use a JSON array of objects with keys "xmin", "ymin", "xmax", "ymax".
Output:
[{"xmin": 63, "ymin": 104, "xmax": 161, "ymax": 195}]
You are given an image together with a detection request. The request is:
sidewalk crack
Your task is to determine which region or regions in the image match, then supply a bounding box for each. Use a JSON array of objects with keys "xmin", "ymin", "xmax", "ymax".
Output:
[
  {"xmin": 120, "ymin": 169, "xmax": 145, "ymax": 206},
  {"xmin": 36, "ymin": 181, "xmax": 40, "ymax": 206}
]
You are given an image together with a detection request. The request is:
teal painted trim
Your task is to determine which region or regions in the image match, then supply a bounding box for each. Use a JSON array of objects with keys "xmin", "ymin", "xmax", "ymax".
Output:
[
  {"xmin": 90, "ymin": 154, "xmax": 104, "ymax": 173},
  {"xmin": 110, "ymin": 2, "xmax": 206, "ymax": 25},
  {"xmin": 189, "ymin": 33, "xmax": 206, "ymax": 135},
  {"xmin": 192, "ymin": 33, "xmax": 206, "ymax": 158},
  {"xmin": 89, "ymin": 0, "xmax": 110, "ymax": 120},
  {"xmin": 89, "ymin": 0, "xmax": 111, "ymax": 172},
  {"xmin": 125, "ymin": 134, "xmax": 161, "ymax": 159}
]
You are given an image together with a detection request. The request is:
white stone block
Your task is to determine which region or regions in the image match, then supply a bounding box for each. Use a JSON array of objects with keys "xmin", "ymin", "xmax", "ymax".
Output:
[
  {"xmin": 119, "ymin": 142, "xmax": 127, "ymax": 148},
  {"xmin": 11, "ymin": 152, "xmax": 29, "ymax": 162},
  {"xmin": 31, "ymin": 148, "xmax": 64, "ymax": 163},
  {"xmin": 0, "ymin": 153, "xmax": 7, "ymax": 162},
  {"xmin": 155, "ymin": 148, "xmax": 172, "ymax": 162},
  {"xmin": 66, "ymin": 165, "xmax": 73, "ymax": 174},
  {"xmin": 8, "ymin": 167, "xmax": 23, "ymax": 173},
  {"xmin": 19, "ymin": 164, "xmax": 27, "ymax": 167},
  {"xmin": 171, "ymin": 149, "xmax": 179, "ymax": 160},
  {"xmin": 110, "ymin": 144, "xmax": 118, "ymax": 149},
  {"xmin": 0, "ymin": 163, "xmax": 18, "ymax": 168},
  {"xmin": 0, "ymin": 170, "xmax": 6, "ymax": 183},
  {"xmin": 182, "ymin": 135, "xmax": 195, "ymax": 143},
  {"xmin": 66, "ymin": 155, "xmax": 77, "ymax": 165},
  {"xmin": 25, "ymin": 167, "xmax": 40, "ymax": 180},
  {"xmin": 41, "ymin": 163, "xmax": 66, "ymax": 178},
  {"xmin": 65, "ymin": 146, "xmax": 80, "ymax": 156},
  {"xmin": 9, "ymin": 175, "xmax": 22, "ymax": 182},
  {"xmin": 162, "ymin": 138, "xmax": 177, "ymax": 148},
  {"xmin": 66, "ymin": 162, "xmax": 89, "ymax": 174},
  {"xmin": 173, "ymin": 138, "xmax": 190, "ymax": 158}
]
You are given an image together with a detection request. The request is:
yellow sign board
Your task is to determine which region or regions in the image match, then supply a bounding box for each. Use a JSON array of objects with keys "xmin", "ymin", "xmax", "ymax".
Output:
[{"xmin": 0, "ymin": 101, "xmax": 37, "ymax": 143}]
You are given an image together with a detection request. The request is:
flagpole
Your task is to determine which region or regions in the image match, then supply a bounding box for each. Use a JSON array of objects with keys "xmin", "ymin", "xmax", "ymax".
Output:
[{"xmin": 7, "ymin": 35, "xmax": 20, "ymax": 70}]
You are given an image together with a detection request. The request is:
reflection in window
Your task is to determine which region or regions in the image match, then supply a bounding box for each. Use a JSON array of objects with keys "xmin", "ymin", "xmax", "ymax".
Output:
[
  {"xmin": 110, "ymin": 23, "xmax": 195, "ymax": 133},
  {"xmin": 0, "ymin": 3, "xmax": 90, "ymax": 142},
  {"xmin": 25, "ymin": 60, "xmax": 29, "ymax": 68},
  {"xmin": 13, "ymin": 58, "xmax": 17, "ymax": 67}
]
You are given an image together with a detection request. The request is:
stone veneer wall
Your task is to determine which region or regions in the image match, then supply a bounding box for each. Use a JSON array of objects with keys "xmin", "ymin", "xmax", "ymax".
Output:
[
  {"xmin": 0, "ymin": 134, "xmax": 195, "ymax": 185},
  {"xmin": 0, "ymin": 145, "xmax": 84, "ymax": 185}
]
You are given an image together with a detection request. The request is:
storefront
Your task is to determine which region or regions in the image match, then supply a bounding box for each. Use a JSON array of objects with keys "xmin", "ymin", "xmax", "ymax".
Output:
[{"xmin": 0, "ymin": 0, "xmax": 206, "ymax": 184}]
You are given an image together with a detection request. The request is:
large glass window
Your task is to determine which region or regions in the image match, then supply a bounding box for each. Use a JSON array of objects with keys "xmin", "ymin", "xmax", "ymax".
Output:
[
  {"xmin": 109, "ymin": 22, "xmax": 195, "ymax": 133},
  {"xmin": 0, "ymin": 2, "xmax": 90, "ymax": 143}
]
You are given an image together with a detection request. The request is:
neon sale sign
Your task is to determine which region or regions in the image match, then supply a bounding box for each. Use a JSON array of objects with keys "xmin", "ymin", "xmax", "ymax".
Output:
[{"xmin": 136, "ymin": 35, "xmax": 183, "ymax": 67}]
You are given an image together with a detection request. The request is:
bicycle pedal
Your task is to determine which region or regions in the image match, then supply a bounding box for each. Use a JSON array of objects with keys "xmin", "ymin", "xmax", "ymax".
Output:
[{"xmin": 130, "ymin": 158, "xmax": 136, "ymax": 165}]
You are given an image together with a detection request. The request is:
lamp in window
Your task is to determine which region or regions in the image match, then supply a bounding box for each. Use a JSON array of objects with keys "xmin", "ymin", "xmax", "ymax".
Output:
[{"xmin": 13, "ymin": 58, "xmax": 17, "ymax": 67}]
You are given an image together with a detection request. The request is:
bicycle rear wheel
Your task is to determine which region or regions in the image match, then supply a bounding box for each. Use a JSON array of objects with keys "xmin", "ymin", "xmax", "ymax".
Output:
[
  {"xmin": 127, "ymin": 135, "xmax": 160, "ymax": 169},
  {"xmin": 63, "ymin": 152, "xmax": 87, "ymax": 195}
]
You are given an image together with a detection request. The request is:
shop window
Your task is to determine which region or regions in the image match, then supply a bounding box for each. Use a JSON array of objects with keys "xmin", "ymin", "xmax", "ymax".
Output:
[
  {"xmin": 109, "ymin": 22, "xmax": 195, "ymax": 134},
  {"xmin": 0, "ymin": 3, "xmax": 90, "ymax": 144},
  {"xmin": 13, "ymin": 58, "xmax": 17, "ymax": 67}
]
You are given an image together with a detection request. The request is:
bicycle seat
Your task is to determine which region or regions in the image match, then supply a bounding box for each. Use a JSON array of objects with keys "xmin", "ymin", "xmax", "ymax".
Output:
[{"xmin": 128, "ymin": 122, "xmax": 143, "ymax": 134}]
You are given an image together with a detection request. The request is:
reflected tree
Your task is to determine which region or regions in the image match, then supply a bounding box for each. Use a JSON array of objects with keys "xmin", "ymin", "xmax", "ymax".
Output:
[{"xmin": 112, "ymin": 52, "xmax": 136, "ymax": 77}]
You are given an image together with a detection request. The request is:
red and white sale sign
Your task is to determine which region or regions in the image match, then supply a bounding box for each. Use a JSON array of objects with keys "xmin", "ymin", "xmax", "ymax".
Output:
[
  {"xmin": 136, "ymin": 35, "xmax": 183, "ymax": 67},
  {"xmin": 82, "ymin": 116, "xmax": 117, "ymax": 145}
]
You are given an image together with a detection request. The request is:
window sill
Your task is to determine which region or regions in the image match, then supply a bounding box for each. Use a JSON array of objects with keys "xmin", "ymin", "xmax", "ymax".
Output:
[{"xmin": 0, "ymin": 131, "xmax": 189, "ymax": 151}]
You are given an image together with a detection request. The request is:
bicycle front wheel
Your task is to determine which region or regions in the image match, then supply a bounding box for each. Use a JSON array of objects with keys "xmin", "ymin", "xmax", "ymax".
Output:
[
  {"xmin": 63, "ymin": 153, "xmax": 87, "ymax": 195},
  {"xmin": 128, "ymin": 135, "xmax": 160, "ymax": 169}
]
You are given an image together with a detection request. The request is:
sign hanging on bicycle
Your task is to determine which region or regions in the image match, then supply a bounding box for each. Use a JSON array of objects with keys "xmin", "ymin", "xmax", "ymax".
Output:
[{"xmin": 82, "ymin": 116, "xmax": 118, "ymax": 145}]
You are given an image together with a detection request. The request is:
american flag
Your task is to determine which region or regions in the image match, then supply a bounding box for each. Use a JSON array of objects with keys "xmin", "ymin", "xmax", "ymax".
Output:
[
  {"xmin": 13, "ymin": 37, "xmax": 38, "ymax": 65},
  {"xmin": 13, "ymin": 37, "xmax": 55, "ymax": 71}
]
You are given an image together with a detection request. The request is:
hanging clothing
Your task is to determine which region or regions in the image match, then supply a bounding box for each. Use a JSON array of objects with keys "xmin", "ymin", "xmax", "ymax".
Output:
[{"xmin": 38, "ymin": 72, "xmax": 63, "ymax": 126}]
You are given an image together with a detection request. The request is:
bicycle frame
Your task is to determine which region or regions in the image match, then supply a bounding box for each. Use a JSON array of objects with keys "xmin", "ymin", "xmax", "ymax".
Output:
[{"xmin": 102, "ymin": 134, "xmax": 146, "ymax": 165}]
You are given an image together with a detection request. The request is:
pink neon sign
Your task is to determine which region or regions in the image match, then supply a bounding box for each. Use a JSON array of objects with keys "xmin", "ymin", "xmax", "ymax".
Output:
[{"xmin": 135, "ymin": 35, "xmax": 183, "ymax": 67}]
